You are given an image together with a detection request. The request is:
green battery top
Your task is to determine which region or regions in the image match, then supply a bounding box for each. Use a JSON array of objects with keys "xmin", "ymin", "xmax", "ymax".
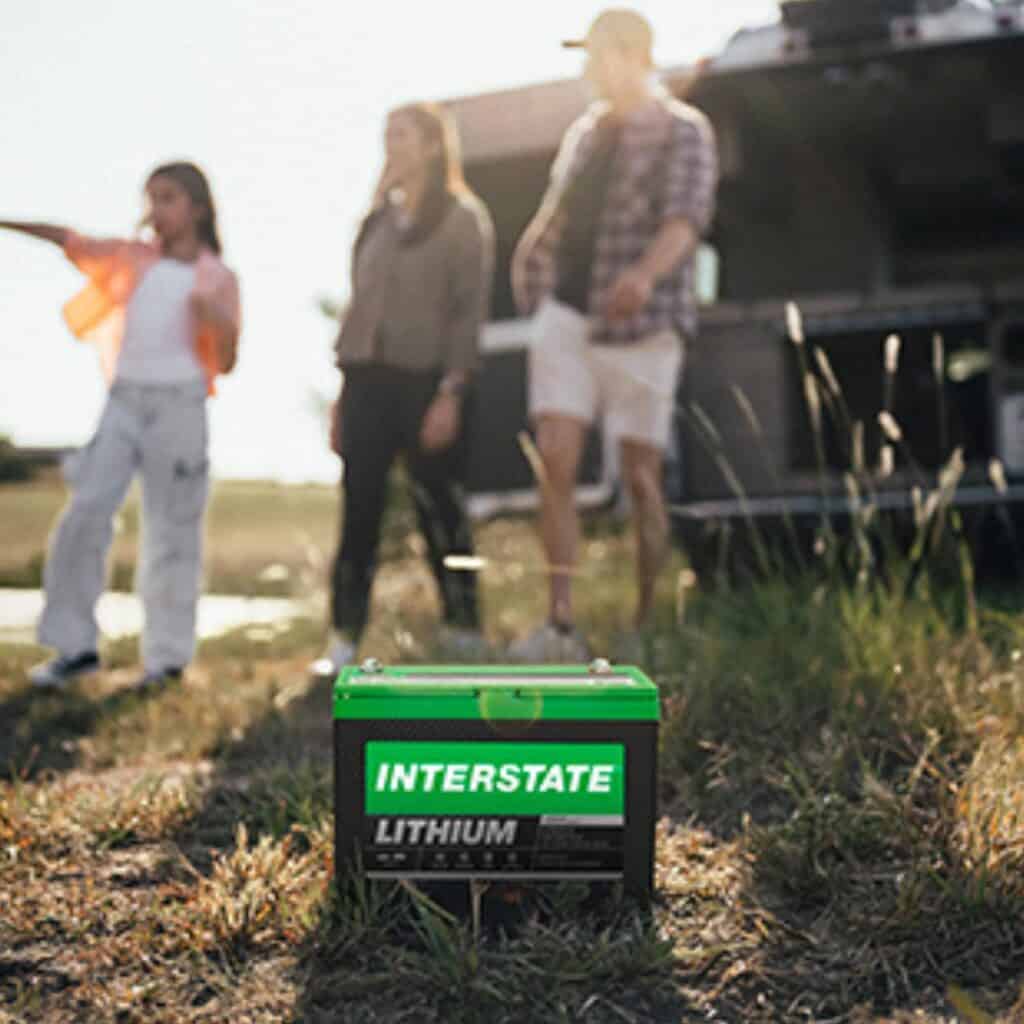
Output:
[{"xmin": 333, "ymin": 662, "xmax": 659, "ymax": 722}]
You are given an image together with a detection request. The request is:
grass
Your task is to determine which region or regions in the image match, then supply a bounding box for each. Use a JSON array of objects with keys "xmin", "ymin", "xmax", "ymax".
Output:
[
  {"xmin": 4, "ymin": 316, "xmax": 1024, "ymax": 1023},
  {"xmin": 0, "ymin": 473, "xmax": 341, "ymax": 596},
  {"xmin": 2, "ymin": 484, "xmax": 1024, "ymax": 1022}
]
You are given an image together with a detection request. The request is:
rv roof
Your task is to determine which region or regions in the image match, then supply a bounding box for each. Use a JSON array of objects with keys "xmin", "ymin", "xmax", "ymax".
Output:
[
  {"xmin": 716, "ymin": 0, "xmax": 1017, "ymax": 73},
  {"xmin": 448, "ymin": 1, "xmax": 1021, "ymax": 163}
]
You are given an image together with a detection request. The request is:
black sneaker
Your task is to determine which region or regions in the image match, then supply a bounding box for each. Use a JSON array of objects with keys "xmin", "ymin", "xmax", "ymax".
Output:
[
  {"xmin": 28, "ymin": 651, "xmax": 100, "ymax": 689},
  {"xmin": 130, "ymin": 666, "xmax": 184, "ymax": 692}
]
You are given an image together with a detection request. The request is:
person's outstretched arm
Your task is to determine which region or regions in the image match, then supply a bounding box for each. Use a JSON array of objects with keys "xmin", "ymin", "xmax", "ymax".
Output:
[{"xmin": 0, "ymin": 221, "xmax": 69, "ymax": 246}]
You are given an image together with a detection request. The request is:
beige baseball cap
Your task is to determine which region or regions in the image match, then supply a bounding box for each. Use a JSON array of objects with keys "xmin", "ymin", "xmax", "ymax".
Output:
[{"xmin": 562, "ymin": 8, "xmax": 654, "ymax": 56}]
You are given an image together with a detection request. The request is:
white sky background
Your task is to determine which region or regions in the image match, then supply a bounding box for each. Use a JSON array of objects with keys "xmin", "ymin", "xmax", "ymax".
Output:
[{"xmin": 0, "ymin": 0, "xmax": 777, "ymax": 483}]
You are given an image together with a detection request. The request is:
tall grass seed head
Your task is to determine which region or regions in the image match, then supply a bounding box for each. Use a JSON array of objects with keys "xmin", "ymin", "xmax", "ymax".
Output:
[
  {"xmin": 933, "ymin": 332, "xmax": 945, "ymax": 379},
  {"xmin": 785, "ymin": 301, "xmax": 805, "ymax": 346},
  {"xmin": 989, "ymin": 458, "xmax": 1008, "ymax": 495},
  {"xmin": 690, "ymin": 401, "xmax": 724, "ymax": 448},
  {"xmin": 912, "ymin": 486, "xmax": 924, "ymax": 527},
  {"xmin": 843, "ymin": 472, "xmax": 861, "ymax": 510},
  {"xmin": 675, "ymin": 568, "xmax": 697, "ymax": 626},
  {"xmin": 852, "ymin": 421, "xmax": 865, "ymax": 475},
  {"xmin": 814, "ymin": 347, "xmax": 841, "ymax": 397},
  {"xmin": 878, "ymin": 411, "xmax": 903, "ymax": 443},
  {"xmin": 885, "ymin": 333, "xmax": 902, "ymax": 375},
  {"xmin": 517, "ymin": 430, "xmax": 549, "ymax": 490},
  {"xmin": 731, "ymin": 384, "xmax": 763, "ymax": 438},
  {"xmin": 802, "ymin": 374, "xmax": 821, "ymax": 431},
  {"xmin": 939, "ymin": 446, "xmax": 966, "ymax": 492},
  {"xmin": 878, "ymin": 444, "xmax": 895, "ymax": 479}
]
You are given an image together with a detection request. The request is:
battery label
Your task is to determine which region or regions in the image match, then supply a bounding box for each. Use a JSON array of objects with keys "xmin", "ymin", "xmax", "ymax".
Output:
[
  {"xmin": 363, "ymin": 742, "xmax": 626, "ymax": 877},
  {"xmin": 365, "ymin": 741, "xmax": 624, "ymax": 816}
]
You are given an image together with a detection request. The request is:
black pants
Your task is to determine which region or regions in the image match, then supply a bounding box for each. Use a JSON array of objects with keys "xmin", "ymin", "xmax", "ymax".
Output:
[{"xmin": 331, "ymin": 363, "xmax": 479, "ymax": 641}]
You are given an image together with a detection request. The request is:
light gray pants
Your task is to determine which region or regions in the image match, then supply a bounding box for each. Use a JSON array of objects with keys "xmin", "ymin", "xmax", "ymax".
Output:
[{"xmin": 38, "ymin": 379, "xmax": 209, "ymax": 671}]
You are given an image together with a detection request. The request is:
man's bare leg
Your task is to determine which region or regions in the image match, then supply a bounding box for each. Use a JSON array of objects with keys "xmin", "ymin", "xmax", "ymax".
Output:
[
  {"xmin": 535, "ymin": 414, "xmax": 588, "ymax": 626},
  {"xmin": 620, "ymin": 438, "xmax": 668, "ymax": 628}
]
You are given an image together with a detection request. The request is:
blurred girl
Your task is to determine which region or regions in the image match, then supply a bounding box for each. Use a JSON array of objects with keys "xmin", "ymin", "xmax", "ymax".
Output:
[
  {"xmin": 315, "ymin": 102, "xmax": 495, "ymax": 675},
  {"xmin": 1, "ymin": 161, "xmax": 241, "ymax": 689}
]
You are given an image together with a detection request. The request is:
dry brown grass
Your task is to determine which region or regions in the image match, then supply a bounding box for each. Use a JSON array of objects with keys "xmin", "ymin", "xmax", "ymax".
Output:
[{"xmin": 2, "ymin": 481, "xmax": 1024, "ymax": 1022}]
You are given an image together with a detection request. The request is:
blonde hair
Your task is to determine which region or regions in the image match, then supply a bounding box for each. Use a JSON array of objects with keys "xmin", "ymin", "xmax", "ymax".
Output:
[{"xmin": 356, "ymin": 102, "xmax": 472, "ymax": 251}]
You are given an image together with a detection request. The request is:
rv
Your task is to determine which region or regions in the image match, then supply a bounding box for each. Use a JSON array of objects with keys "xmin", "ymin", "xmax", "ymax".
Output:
[{"xmin": 454, "ymin": 0, "xmax": 1024, "ymax": 570}]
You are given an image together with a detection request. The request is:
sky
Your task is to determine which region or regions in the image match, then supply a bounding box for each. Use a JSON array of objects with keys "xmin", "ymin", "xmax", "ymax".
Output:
[{"xmin": 0, "ymin": 0, "xmax": 778, "ymax": 483}]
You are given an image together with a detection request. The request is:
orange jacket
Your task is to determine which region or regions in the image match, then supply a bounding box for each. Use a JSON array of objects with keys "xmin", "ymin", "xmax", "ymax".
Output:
[{"xmin": 62, "ymin": 231, "xmax": 241, "ymax": 396}]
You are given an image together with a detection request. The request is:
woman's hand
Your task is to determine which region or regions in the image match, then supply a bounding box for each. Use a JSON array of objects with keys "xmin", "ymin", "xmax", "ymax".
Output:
[{"xmin": 419, "ymin": 392, "xmax": 460, "ymax": 453}]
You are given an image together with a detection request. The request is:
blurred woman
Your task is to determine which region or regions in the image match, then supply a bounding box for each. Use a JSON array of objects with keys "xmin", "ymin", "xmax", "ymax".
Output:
[{"xmin": 315, "ymin": 102, "xmax": 495, "ymax": 674}]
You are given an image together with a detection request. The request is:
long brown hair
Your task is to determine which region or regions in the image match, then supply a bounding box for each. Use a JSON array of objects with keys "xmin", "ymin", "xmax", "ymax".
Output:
[
  {"xmin": 356, "ymin": 102, "xmax": 469, "ymax": 253},
  {"xmin": 146, "ymin": 161, "xmax": 223, "ymax": 255}
]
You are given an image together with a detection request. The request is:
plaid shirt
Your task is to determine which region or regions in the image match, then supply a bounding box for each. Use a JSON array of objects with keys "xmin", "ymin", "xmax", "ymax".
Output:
[{"xmin": 516, "ymin": 88, "xmax": 718, "ymax": 344}]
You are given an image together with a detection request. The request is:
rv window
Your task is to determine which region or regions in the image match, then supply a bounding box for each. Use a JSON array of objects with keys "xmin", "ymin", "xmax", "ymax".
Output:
[{"xmin": 696, "ymin": 244, "xmax": 720, "ymax": 306}]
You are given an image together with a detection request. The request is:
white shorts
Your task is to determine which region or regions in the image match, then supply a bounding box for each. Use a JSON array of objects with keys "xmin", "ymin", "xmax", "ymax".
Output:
[{"xmin": 528, "ymin": 297, "xmax": 683, "ymax": 450}]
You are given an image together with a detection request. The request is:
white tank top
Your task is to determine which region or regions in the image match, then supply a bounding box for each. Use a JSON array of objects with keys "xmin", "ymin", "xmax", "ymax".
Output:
[{"xmin": 116, "ymin": 259, "xmax": 203, "ymax": 384}]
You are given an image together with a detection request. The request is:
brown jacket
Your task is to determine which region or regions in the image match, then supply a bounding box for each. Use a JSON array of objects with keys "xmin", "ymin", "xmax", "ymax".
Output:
[{"xmin": 334, "ymin": 192, "xmax": 494, "ymax": 374}]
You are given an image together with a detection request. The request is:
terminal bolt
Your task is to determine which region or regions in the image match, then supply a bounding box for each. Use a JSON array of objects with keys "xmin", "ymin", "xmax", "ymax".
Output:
[
  {"xmin": 589, "ymin": 658, "xmax": 613, "ymax": 675},
  {"xmin": 360, "ymin": 657, "xmax": 383, "ymax": 674}
]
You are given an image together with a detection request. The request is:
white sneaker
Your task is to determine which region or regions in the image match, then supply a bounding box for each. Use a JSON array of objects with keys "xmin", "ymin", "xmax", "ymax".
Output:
[
  {"xmin": 437, "ymin": 626, "xmax": 489, "ymax": 662},
  {"xmin": 507, "ymin": 623, "xmax": 591, "ymax": 664},
  {"xmin": 28, "ymin": 651, "xmax": 100, "ymax": 689},
  {"xmin": 309, "ymin": 632, "xmax": 356, "ymax": 681}
]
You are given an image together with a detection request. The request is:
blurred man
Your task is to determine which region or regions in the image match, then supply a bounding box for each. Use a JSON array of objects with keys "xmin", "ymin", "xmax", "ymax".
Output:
[{"xmin": 511, "ymin": 8, "xmax": 718, "ymax": 659}]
